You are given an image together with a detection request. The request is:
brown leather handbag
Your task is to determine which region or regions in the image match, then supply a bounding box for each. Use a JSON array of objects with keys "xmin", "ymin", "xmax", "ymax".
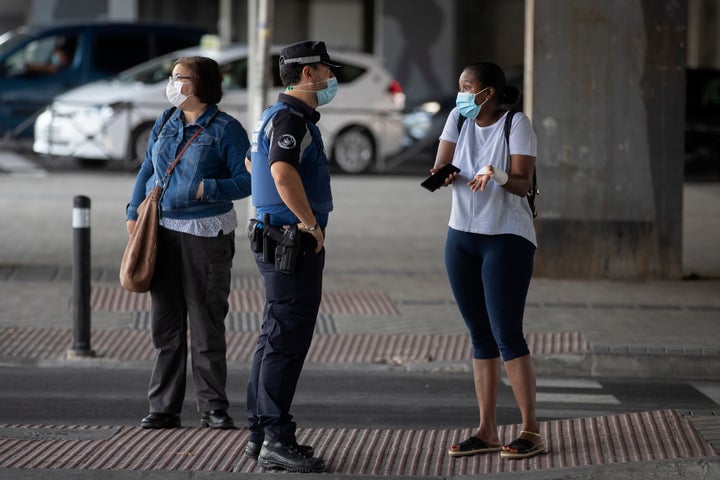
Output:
[
  {"xmin": 119, "ymin": 185, "xmax": 163, "ymax": 292},
  {"xmin": 119, "ymin": 125, "xmax": 205, "ymax": 292}
]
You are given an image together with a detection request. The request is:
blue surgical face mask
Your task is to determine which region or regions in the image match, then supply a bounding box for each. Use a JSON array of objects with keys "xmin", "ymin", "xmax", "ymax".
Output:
[
  {"xmin": 316, "ymin": 76, "xmax": 338, "ymax": 106},
  {"xmin": 288, "ymin": 75, "xmax": 339, "ymax": 106},
  {"xmin": 456, "ymin": 87, "xmax": 490, "ymax": 119}
]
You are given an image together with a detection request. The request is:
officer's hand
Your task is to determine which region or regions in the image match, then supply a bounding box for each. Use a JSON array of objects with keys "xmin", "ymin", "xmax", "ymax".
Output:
[
  {"xmin": 297, "ymin": 223, "xmax": 324, "ymax": 254},
  {"xmin": 310, "ymin": 228, "xmax": 324, "ymax": 254}
]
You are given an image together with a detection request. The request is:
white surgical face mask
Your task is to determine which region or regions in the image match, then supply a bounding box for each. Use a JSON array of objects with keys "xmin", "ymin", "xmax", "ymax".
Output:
[{"xmin": 165, "ymin": 78, "xmax": 190, "ymax": 108}]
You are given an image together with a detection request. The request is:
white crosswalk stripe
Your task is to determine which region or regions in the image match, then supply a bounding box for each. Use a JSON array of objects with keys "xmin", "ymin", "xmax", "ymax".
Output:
[
  {"xmin": 691, "ymin": 383, "xmax": 720, "ymax": 406},
  {"xmin": 503, "ymin": 377, "xmax": 621, "ymax": 405},
  {"xmin": 536, "ymin": 392, "xmax": 621, "ymax": 405},
  {"xmin": 536, "ymin": 378, "xmax": 603, "ymax": 389}
]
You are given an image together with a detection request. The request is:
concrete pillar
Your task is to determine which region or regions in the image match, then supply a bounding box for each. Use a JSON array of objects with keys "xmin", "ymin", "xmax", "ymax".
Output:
[{"xmin": 528, "ymin": 0, "xmax": 687, "ymax": 280}]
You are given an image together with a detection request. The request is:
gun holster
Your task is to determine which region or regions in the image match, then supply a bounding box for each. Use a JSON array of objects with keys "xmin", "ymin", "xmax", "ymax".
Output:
[
  {"xmin": 264, "ymin": 224, "xmax": 300, "ymax": 274},
  {"xmin": 249, "ymin": 214, "xmax": 301, "ymax": 273}
]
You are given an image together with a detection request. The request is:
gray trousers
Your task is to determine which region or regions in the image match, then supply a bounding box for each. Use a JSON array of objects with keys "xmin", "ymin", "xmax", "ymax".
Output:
[{"xmin": 147, "ymin": 226, "xmax": 234, "ymax": 414}]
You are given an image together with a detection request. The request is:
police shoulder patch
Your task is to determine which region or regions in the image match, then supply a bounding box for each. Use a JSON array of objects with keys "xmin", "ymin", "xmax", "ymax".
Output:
[{"xmin": 278, "ymin": 134, "xmax": 297, "ymax": 150}]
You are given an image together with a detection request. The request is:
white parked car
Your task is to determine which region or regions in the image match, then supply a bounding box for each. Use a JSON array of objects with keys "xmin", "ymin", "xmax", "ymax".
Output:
[{"xmin": 33, "ymin": 44, "xmax": 406, "ymax": 174}]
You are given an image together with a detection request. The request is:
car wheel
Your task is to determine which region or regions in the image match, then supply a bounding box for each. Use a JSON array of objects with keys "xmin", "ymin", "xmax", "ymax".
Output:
[
  {"xmin": 126, "ymin": 122, "xmax": 154, "ymax": 171},
  {"xmin": 332, "ymin": 126, "xmax": 375, "ymax": 174}
]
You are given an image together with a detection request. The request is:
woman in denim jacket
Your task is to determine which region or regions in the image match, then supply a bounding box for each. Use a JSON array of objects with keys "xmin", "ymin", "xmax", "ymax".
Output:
[{"xmin": 126, "ymin": 56, "xmax": 251, "ymax": 431}]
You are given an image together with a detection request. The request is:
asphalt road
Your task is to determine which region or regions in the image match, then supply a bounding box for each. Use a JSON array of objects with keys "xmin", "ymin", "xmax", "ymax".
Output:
[{"xmin": 1, "ymin": 365, "xmax": 717, "ymax": 430}]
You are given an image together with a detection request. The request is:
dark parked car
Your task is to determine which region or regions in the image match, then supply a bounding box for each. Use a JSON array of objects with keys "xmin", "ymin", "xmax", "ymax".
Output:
[
  {"xmin": 685, "ymin": 68, "xmax": 720, "ymax": 175},
  {"xmin": 0, "ymin": 21, "xmax": 206, "ymax": 139}
]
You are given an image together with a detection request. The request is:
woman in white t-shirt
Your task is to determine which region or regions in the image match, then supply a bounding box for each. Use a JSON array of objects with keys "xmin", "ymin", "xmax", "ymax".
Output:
[{"xmin": 432, "ymin": 62, "xmax": 545, "ymax": 460}]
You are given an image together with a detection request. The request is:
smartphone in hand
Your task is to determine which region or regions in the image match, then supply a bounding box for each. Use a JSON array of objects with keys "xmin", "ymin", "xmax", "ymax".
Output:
[{"xmin": 421, "ymin": 164, "xmax": 461, "ymax": 192}]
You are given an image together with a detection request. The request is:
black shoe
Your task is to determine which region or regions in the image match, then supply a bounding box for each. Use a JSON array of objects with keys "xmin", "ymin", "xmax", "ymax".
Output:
[
  {"xmin": 245, "ymin": 440, "xmax": 314, "ymax": 460},
  {"xmin": 258, "ymin": 441, "xmax": 325, "ymax": 473},
  {"xmin": 200, "ymin": 410, "xmax": 235, "ymax": 429},
  {"xmin": 141, "ymin": 412, "xmax": 181, "ymax": 429}
]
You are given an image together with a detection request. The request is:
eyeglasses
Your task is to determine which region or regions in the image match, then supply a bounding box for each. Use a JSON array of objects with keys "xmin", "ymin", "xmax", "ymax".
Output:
[{"xmin": 170, "ymin": 74, "xmax": 191, "ymax": 82}]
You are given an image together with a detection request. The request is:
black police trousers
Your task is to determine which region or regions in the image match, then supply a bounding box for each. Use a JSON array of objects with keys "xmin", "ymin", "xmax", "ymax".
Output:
[{"xmin": 246, "ymin": 243, "xmax": 325, "ymax": 445}]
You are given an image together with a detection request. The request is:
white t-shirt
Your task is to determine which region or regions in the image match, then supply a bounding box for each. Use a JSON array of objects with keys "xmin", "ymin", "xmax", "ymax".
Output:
[{"xmin": 439, "ymin": 107, "xmax": 538, "ymax": 247}]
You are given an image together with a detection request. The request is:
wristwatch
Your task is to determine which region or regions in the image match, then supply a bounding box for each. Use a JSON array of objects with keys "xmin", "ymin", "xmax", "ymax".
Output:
[{"xmin": 302, "ymin": 223, "xmax": 319, "ymax": 232}]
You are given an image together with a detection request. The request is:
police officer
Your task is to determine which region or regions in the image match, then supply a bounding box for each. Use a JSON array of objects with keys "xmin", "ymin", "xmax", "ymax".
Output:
[{"xmin": 243, "ymin": 40, "xmax": 339, "ymax": 473}]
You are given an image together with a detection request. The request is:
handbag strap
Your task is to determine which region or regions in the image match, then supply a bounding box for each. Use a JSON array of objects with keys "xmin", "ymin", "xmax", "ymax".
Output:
[
  {"xmin": 166, "ymin": 127, "xmax": 203, "ymax": 176},
  {"xmin": 160, "ymin": 110, "xmax": 219, "ymax": 185}
]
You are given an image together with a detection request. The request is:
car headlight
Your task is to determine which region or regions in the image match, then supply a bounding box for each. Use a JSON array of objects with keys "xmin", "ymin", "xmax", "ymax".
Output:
[
  {"xmin": 99, "ymin": 101, "xmax": 133, "ymax": 119},
  {"xmin": 419, "ymin": 101, "xmax": 442, "ymax": 115},
  {"xmin": 402, "ymin": 111, "xmax": 432, "ymax": 141},
  {"xmin": 97, "ymin": 105, "xmax": 116, "ymax": 119}
]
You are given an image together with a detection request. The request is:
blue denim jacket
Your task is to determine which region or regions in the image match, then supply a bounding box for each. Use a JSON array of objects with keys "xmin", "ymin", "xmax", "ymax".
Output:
[{"xmin": 127, "ymin": 104, "xmax": 251, "ymax": 221}]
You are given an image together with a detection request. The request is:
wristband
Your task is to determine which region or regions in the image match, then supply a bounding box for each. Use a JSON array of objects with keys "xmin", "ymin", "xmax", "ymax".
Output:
[
  {"xmin": 490, "ymin": 169, "xmax": 508, "ymax": 185},
  {"xmin": 302, "ymin": 223, "xmax": 319, "ymax": 232},
  {"xmin": 477, "ymin": 165, "xmax": 508, "ymax": 186}
]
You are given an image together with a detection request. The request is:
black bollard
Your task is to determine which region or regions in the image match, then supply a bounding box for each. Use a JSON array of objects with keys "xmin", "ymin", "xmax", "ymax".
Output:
[{"xmin": 68, "ymin": 195, "xmax": 95, "ymax": 359}]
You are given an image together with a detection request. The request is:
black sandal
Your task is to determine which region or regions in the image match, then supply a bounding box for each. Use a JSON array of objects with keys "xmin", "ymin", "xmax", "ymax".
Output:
[
  {"xmin": 500, "ymin": 430, "xmax": 546, "ymax": 459},
  {"xmin": 448, "ymin": 436, "xmax": 501, "ymax": 457}
]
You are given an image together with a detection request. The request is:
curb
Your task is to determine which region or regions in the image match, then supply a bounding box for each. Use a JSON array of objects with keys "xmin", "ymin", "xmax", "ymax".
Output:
[{"xmin": 4, "ymin": 457, "xmax": 720, "ymax": 479}]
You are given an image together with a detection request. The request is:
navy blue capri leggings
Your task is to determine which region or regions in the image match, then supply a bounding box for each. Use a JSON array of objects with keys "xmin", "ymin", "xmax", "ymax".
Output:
[{"xmin": 444, "ymin": 228, "xmax": 536, "ymax": 362}]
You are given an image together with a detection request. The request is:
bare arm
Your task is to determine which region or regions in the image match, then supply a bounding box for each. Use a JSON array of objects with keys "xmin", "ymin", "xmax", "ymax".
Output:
[
  {"xmin": 270, "ymin": 161, "xmax": 324, "ymax": 253},
  {"xmin": 468, "ymin": 154, "xmax": 535, "ymax": 194},
  {"xmin": 431, "ymin": 139, "xmax": 460, "ymax": 187}
]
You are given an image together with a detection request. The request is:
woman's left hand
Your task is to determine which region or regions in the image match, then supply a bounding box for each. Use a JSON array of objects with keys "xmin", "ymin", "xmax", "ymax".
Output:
[{"xmin": 468, "ymin": 165, "xmax": 493, "ymax": 192}]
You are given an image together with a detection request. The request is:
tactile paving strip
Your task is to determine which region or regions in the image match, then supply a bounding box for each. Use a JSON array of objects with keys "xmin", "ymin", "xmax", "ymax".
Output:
[
  {"xmin": 0, "ymin": 327, "xmax": 588, "ymax": 363},
  {"xmin": 0, "ymin": 410, "xmax": 715, "ymax": 475},
  {"xmin": 131, "ymin": 312, "xmax": 338, "ymax": 335},
  {"xmin": 91, "ymin": 286, "xmax": 400, "ymax": 316}
]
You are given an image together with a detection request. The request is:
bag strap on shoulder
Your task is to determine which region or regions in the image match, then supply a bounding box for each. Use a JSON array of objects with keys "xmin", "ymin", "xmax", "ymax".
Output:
[
  {"xmin": 504, "ymin": 109, "xmax": 538, "ymax": 218},
  {"xmin": 459, "ymin": 108, "xmax": 538, "ymax": 218},
  {"xmin": 159, "ymin": 110, "xmax": 220, "ymax": 184}
]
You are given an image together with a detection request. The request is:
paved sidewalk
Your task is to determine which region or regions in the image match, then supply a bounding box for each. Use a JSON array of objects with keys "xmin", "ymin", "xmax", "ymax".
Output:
[
  {"xmin": 0, "ymin": 172, "xmax": 718, "ymax": 478},
  {"xmin": 1, "ymin": 175, "xmax": 719, "ymax": 379}
]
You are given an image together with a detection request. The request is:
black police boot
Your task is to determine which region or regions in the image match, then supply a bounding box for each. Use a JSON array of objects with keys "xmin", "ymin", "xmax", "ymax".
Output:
[
  {"xmin": 245, "ymin": 440, "xmax": 315, "ymax": 460},
  {"xmin": 258, "ymin": 440, "xmax": 325, "ymax": 473},
  {"xmin": 200, "ymin": 410, "xmax": 235, "ymax": 429}
]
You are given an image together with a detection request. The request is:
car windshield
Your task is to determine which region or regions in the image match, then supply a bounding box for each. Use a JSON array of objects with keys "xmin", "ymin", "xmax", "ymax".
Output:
[
  {"xmin": 333, "ymin": 63, "xmax": 365, "ymax": 83},
  {"xmin": 116, "ymin": 56, "xmax": 176, "ymax": 85},
  {"xmin": 0, "ymin": 31, "xmax": 32, "ymax": 57}
]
